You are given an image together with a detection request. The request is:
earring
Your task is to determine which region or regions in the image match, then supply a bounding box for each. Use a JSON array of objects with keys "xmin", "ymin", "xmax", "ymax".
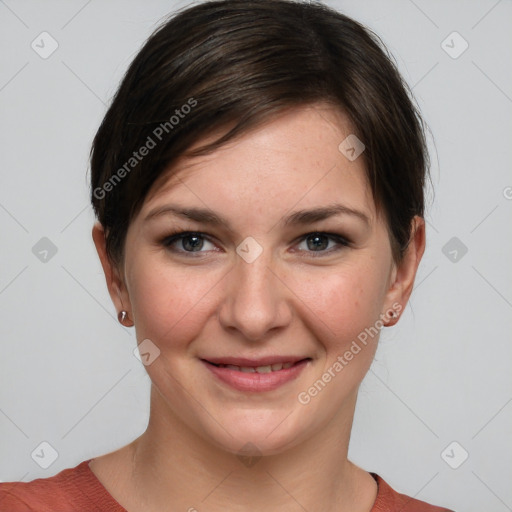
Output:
[
  {"xmin": 384, "ymin": 310, "xmax": 399, "ymax": 326},
  {"xmin": 118, "ymin": 310, "xmax": 129, "ymax": 324}
]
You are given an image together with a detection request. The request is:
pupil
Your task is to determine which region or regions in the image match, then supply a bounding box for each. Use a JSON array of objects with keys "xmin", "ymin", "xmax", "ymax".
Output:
[
  {"xmin": 184, "ymin": 235, "xmax": 203, "ymax": 251},
  {"xmin": 307, "ymin": 234, "xmax": 328, "ymax": 251}
]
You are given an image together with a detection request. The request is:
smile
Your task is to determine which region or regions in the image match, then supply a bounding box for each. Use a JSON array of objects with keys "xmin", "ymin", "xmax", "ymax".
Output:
[
  {"xmin": 209, "ymin": 362, "xmax": 295, "ymax": 373},
  {"xmin": 202, "ymin": 358, "xmax": 311, "ymax": 392}
]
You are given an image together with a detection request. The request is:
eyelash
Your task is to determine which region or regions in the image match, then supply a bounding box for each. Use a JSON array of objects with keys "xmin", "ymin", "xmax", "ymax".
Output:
[{"xmin": 160, "ymin": 230, "xmax": 351, "ymax": 257}]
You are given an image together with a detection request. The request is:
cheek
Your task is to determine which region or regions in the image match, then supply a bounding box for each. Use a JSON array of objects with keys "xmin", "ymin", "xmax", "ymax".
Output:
[
  {"xmin": 289, "ymin": 263, "xmax": 387, "ymax": 421},
  {"xmin": 300, "ymin": 267, "xmax": 382, "ymax": 333},
  {"xmin": 290, "ymin": 262, "xmax": 387, "ymax": 350},
  {"xmin": 127, "ymin": 256, "xmax": 222, "ymax": 346}
]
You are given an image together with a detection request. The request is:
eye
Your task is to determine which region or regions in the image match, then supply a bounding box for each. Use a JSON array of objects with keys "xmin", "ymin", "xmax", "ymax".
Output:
[
  {"xmin": 160, "ymin": 230, "xmax": 350, "ymax": 257},
  {"xmin": 161, "ymin": 231, "xmax": 217, "ymax": 254},
  {"xmin": 294, "ymin": 232, "xmax": 350, "ymax": 255}
]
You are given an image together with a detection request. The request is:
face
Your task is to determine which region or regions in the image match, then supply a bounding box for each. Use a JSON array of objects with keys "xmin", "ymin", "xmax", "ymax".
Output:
[{"xmin": 95, "ymin": 104, "xmax": 423, "ymax": 457}]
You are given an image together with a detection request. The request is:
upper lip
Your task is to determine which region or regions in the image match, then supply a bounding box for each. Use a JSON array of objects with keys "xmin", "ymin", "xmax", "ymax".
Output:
[{"xmin": 202, "ymin": 356, "xmax": 310, "ymax": 367}]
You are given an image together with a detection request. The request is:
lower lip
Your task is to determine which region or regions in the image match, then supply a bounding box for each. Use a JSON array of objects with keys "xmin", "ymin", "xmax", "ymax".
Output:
[{"xmin": 203, "ymin": 360, "xmax": 310, "ymax": 392}]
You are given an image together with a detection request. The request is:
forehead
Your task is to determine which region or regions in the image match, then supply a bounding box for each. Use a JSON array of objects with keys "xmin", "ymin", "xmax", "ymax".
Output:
[{"xmin": 142, "ymin": 105, "xmax": 375, "ymax": 221}]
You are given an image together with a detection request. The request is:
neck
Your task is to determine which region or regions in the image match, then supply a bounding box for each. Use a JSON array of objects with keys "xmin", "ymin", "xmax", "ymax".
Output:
[{"xmin": 112, "ymin": 385, "xmax": 377, "ymax": 512}]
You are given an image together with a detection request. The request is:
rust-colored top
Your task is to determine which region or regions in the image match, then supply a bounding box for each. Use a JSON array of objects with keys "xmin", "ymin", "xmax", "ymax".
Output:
[{"xmin": 0, "ymin": 460, "xmax": 454, "ymax": 511}]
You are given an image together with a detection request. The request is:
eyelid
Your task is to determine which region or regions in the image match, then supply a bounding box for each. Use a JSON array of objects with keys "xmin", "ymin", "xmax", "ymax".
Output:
[
  {"xmin": 291, "ymin": 232, "xmax": 351, "ymax": 256},
  {"xmin": 161, "ymin": 230, "xmax": 351, "ymax": 256},
  {"xmin": 161, "ymin": 231, "xmax": 221, "ymax": 254}
]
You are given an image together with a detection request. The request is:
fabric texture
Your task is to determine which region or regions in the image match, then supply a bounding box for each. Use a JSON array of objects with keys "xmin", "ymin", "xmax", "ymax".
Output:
[{"xmin": 0, "ymin": 460, "xmax": 454, "ymax": 511}]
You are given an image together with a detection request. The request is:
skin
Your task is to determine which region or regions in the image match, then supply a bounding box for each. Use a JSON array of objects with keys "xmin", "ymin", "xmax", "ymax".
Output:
[{"xmin": 91, "ymin": 104, "xmax": 425, "ymax": 512}]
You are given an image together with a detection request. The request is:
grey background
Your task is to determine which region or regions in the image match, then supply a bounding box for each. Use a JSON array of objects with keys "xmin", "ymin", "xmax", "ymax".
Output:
[{"xmin": 0, "ymin": 1, "xmax": 511, "ymax": 510}]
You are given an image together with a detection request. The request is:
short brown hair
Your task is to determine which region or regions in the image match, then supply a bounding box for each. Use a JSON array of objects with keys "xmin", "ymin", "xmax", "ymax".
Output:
[{"xmin": 90, "ymin": 0, "xmax": 429, "ymax": 266}]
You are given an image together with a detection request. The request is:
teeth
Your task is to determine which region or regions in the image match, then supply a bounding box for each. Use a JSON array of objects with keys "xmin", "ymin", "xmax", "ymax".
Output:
[
  {"xmin": 255, "ymin": 365, "xmax": 272, "ymax": 374},
  {"xmin": 216, "ymin": 362, "xmax": 296, "ymax": 372}
]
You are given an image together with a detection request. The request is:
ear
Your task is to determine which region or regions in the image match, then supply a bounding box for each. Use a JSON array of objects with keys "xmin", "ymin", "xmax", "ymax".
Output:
[
  {"xmin": 92, "ymin": 222, "xmax": 134, "ymax": 326},
  {"xmin": 382, "ymin": 216, "xmax": 426, "ymax": 326}
]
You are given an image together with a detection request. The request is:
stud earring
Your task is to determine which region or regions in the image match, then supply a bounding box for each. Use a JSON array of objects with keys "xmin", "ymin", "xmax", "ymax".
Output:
[
  {"xmin": 118, "ymin": 310, "xmax": 129, "ymax": 324},
  {"xmin": 384, "ymin": 310, "xmax": 400, "ymax": 326}
]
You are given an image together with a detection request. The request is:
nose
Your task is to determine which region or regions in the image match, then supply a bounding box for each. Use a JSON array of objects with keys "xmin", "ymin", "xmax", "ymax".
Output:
[{"xmin": 218, "ymin": 250, "xmax": 292, "ymax": 342}]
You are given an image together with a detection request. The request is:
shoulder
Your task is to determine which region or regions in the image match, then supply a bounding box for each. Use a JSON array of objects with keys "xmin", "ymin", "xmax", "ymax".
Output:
[
  {"xmin": 0, "ymin": 459, "xmax": 126, "ymax": 512},
  {"xmin": 371, "ymin": 473, "xmax": 455, "ymax": 512}
]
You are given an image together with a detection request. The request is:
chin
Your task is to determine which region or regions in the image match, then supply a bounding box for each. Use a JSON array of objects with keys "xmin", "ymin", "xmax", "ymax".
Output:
[{"xmin": 199, "ymin": 409, "xmax": 309, "ymax": 459}]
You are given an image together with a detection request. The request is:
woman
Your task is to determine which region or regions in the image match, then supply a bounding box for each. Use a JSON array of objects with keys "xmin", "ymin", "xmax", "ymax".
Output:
[{"xmin": 0, "ymin": 0, "xmax": 454, "ymax": 510}]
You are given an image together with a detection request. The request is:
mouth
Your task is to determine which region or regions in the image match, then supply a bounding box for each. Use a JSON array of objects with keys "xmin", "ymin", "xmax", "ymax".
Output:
[
  {"xmin": 205, "ymin": 360, "xmax": 302, "ymax": 373},
  {"xmin": 201, "ymin": 357, "xmax": 312, "ymax": 392}
]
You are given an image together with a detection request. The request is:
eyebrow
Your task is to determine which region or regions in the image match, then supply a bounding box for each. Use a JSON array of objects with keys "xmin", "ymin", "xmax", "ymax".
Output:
[{"xmin": 144, "ymin": 203, "xmax": 370, "ymax": 229}]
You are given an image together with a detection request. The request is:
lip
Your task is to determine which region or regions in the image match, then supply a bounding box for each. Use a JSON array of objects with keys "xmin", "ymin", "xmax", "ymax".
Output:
[
  {"xmin": 204, "ymin": 356, "xmax": 306, "ymax": 367},
  {"xmin": 202, "ymin": 357, "xmax": 311, "ymax": 392}
]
